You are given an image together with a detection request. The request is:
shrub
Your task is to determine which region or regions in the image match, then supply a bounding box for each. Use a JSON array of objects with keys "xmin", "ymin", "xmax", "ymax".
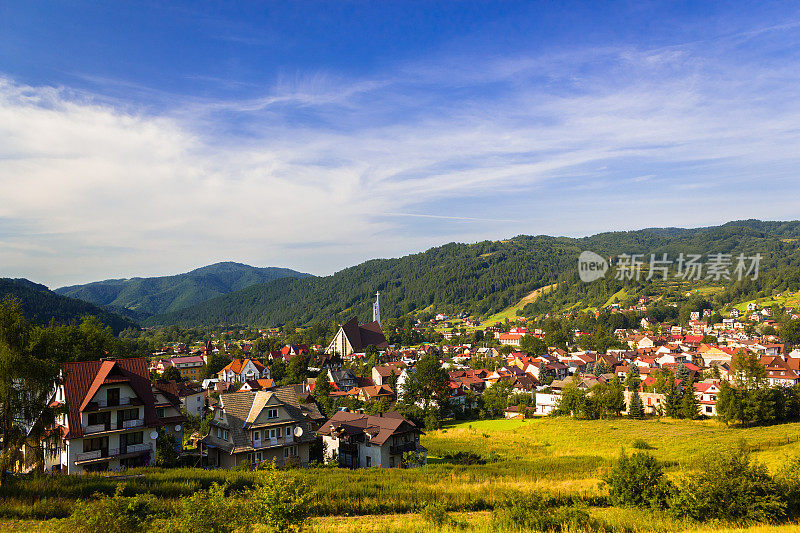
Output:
[
  {"xmin": 59, "ymin": 484, "xmax": 167, "ymax": 533},
  {"xmin": 170, "ymin": 482, "xmax": 241, "ymax": 533},
  {"xmin": 603, "ymin": 450, "xmax": 671, "ymax": 508},
  {"xmin": 441, "ymin": 451, "xmax": 487, "ymax": 465},
  {"xmin": 247, "ymin": 467, "xmax": 313, "ymax": 532},
  {"xmin": 669, "ymin": 450, "xmax": 787, "ymax": 523},
  {"xmin": 492, "ymin": 499, "xmax": 608, "ymax": 532},
  {"xmin": 631, "ymin": 438, "xmax": 653, "ymax": 450},
  {"xmin": 420, "ymin": 501, "xmax": 451, "ymax": 528}
]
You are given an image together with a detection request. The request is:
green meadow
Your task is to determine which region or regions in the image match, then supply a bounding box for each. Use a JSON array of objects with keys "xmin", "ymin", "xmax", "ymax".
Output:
[{"xmin": 3, "ymin": 417, "xmax": 800, "ymax": 531}]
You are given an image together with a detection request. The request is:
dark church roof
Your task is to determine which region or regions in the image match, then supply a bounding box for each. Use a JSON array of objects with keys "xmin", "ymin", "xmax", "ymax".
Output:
[{"xmin": 341, "ymin": 317, "xmax": 389, "ymax": 351}]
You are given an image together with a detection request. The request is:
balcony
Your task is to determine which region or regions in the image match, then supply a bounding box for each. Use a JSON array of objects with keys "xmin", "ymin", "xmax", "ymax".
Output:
[
  {"xmin": 390, "ymin": 441, "xmax": 419, "ymax": 455},
  {"xmin": 84, "ymin": 397, "xmax": 143, "ymax": 411},
  {"xmin": 75, "ymin": 443, "xmax": 153, "ymax": 463},
  {"xmin": 251, "ymin": 435, "xmax": 295, "ymax": 449},
  {"xmin": 118, "ymin": 419, "xmax": 144, "ymax": 430},
  {"xmin": 84, "ymin": 423, "xmax": 111, "ymax": 434}
]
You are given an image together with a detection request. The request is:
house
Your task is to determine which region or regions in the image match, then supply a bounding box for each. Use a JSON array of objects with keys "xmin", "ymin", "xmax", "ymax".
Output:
[
  {"xmin": 328, "ymin": 369, "xmax": 360, "ymax": 392},
  {"xmin": 372, "ymin": 365, "xmax": 402, "ymax": 387},
  {"xmin": 498, "ymin": 333, "xmax": 523, "ymax": 347},
  {"xmin": 694, "ymin": 381, "xmax": 721, "ymax": 416},
  {"xmin": 152, "ymin": 380, "xmax": 205, "ymax": 417},
  {"xmin": 239, "ymin": 378, "xmax": 276, "ymax": 392},
  {"xmin": 217, "ymin": 359, "xmax": 270, "ymax": 383},
  {"xmin": 202, "ymin": 386, "xmax": 322, "ymax": 469},
  {"xmin": 354, "ymin": 385, "xmax": 396, "ymax": 402},
  {"xmin": 162, "ymin": 355, "xmax": 205, "ymax": 381},
  {"xmin": 503, "ymin": 405, "xmax": 535, "ymax": 419},
  {"xmin": 150, "ymin": 383, "xmax": 187, "ymax": 451},
  {"xmin": 534, "ymin": 393, "xmax": 559, "ymax": 416},
  {"xmin": 317, "ymin": 411, "xmax": 426, "ymax": 468},
  {"xmin": 45, "ymin": 358, "xmax": 174, "ymax": 474},
  {"xmin": 326, "ymin": 316, "xmax": 388, "ymax": 357}
]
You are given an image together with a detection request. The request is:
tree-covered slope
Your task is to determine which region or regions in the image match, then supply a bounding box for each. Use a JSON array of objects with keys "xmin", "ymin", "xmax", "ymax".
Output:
[
  {"xmin": 55, "ymin": 262, "xmax": 311, "ymax": 317},
  {"xmin": 0, "ymin": 278, "xmax": 139, "ymax": 334},
  {"xmin": 145, "ymin": 220, "xmax": 800, "ymax": 328}
]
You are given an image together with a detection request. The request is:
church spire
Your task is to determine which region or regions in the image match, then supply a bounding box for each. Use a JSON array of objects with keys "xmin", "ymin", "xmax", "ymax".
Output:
[{"xmin": 373, "ymin": 291, "xmax": 381, "ymax": 326}]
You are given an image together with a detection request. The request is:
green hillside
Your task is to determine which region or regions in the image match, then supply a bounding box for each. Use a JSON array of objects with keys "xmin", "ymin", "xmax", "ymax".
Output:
[
  {"xmin": 0, "ymin": 278, "xmax": 138, "ymax": 334},
  {"xmin": 145, "ymin": 220, "xmax": 800, "ymax": 327},
  {"xmin": 55, "ymin": 262, "xmax": 311, "ymax": 317}
]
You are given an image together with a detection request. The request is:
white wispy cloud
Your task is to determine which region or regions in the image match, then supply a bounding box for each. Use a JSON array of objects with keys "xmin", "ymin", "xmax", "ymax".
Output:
[{"xmin": 2, "ymin": 20, "xmax": 800, "ymax": 287}]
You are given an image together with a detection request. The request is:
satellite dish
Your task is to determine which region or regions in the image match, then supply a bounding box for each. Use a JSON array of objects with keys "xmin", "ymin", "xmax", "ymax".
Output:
[
  {"xmin": 293, "ymin": 426, "xmax": 304, "ymax": 437},
  {"xmin": 175, "ymin": 425, "xmax": 182, "ymax": 432},
  {"xmin": 150, "ymin": 431, "xmax": 159, "ymax": 440}
]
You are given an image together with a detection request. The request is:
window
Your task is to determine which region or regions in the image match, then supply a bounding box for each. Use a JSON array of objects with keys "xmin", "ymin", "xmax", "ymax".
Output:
[
  {"xmin": 267, "ymin": 408, "xmax": 278, "ymax": 419},
  {"xmin": 390, "ymin": 457, "xmax": 395, "ymax": 467},
  {"xmin": 107, "ymin": 388, "xmax": 120, "ymax": 406},
  {"xmin": 121, "ymin": 431, "xmax": 143, "ymax": 446},
  {"xmin": 87, "ymin": 412, "xmax": 109, "ymax": 427},
  {"xmin": 156, "ymin": 408, "xmax": 165, "ymax": 418},
  {"xmin": 120, "ymin": 408, "xmax": 139, "ymax": 421},
  {"xmin": 277, "ymin": 427, "xmax": 282, "ymax": 438},
  {"xmin": 269, "ymin": 428, "xmax": 276, "ymax": 439},
  {"xmin": 366, "ymin": 456, "xmax": 371, "ymax": 467},
  {"xmin": 217, "ymin": 409, "xmax": 224, "ymax": 420},
  {"xmin": 253, "ymin": 430, "xmax": 260, "ymax": 441},
  {"xmin": 83, "ymin": 436, "xmax": 108, "ymax": 452}
]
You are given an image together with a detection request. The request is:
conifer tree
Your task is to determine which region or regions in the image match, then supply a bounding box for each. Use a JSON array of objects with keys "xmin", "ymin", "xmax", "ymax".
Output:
[
  {"xmin": 663, "ymin": 375, "xmax": 682, "ymax": 418},
  {"xmin": 681, "ymin": 382, "xmax": 700, "ymax": 420},
  {"xmin": 628, "ymin": 390, "xmax": 645, "ymax": 419}
]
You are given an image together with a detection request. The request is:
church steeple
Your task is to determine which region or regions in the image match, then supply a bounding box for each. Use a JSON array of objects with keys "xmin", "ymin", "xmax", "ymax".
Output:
[{"xmin": 372, "ymin": 291, "xmax": 381, "ymax": 326}]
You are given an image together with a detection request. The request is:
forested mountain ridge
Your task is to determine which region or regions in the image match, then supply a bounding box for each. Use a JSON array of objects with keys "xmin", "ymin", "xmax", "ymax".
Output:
[
  {"xmin": 0, "ymin": 278, "xmax": 138, "ymax": 334},
  {"xmin": 55, "ymin": 262, "xmax": 311, "ymax": 317},
  {"xmin": 144, "ymin": 220, "xmax": 800, "ymax": 328}
]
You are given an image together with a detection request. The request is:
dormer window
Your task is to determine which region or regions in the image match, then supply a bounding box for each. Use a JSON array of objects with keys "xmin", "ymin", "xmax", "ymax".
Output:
[
  {"xmin": 268, "ymin": 408, "xmax": 278, "ymax": 419},
  {"xmin": 217, "ymin": 409, "xmax": 224, "ymax": 420}
]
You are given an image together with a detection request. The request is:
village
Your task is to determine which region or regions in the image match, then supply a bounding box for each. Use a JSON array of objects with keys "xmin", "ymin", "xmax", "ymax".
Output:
[{"xmin": 29, "ymin": 291, "xmax": 800, "ymax": 476}]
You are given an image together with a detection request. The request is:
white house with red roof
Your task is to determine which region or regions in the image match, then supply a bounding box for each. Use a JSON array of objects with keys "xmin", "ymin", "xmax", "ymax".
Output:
[
  {"xmin": 693, "ymin": 380, "xmax": 722, "ymax": 416},
  {"xmin": 46, "ymin": 358, "xmax": 179, "ymax": 474},
  {"xmin": 217, "ymin": 358, "xmax": 270, "ymax": 383}
]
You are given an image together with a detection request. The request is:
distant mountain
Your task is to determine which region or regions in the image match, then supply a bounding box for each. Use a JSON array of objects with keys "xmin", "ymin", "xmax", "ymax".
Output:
[
  {"xmin": 0, "ymin": 278, "xmax": 138, "ymax": 334},
  {"xmin": 144, "ymin": 220, "xmax": 800, "ymax": 328},
  {"xmin": 55, "ymin": 262, "xmax": 312, "ymax": 317}
]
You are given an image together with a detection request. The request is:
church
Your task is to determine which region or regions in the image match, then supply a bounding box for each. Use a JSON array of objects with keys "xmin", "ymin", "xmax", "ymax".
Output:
[{"xmin": 325, "ymin": 292, "xmax": 389, "ymax": 356}]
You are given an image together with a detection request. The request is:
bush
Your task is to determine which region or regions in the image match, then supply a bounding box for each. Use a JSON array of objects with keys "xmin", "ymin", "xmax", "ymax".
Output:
[
  {"xmin": 669, "ymin": 450, "xmax": 787, "ymax": 523},
  {"xmin": 441, "ymin": 451, "xmax": 487, "ymax": 465},
  {"xmin": 59, "ymin": 484, "xmax": 168, "ymax": 533},
  {"xmin": 492, "ymin": 499, "xmax": 609, "ymax": 532},
  {"xmin": 603, "ymin": 450, "xmax": 671, "ymax": 508},
  {"xmin": 170, "ymin": 482, "xmax": 241, "ymax": 533},
  {"xmin": 631, "ymin": 438, "xmax": 653, "ymax": 450},
  {"xmin": 420, "ymin": 501, "xmax": 451, "ymax": 528},
  {"xmin": 247, "ymin": 466, "xmax": 313, "ymax": 532}
]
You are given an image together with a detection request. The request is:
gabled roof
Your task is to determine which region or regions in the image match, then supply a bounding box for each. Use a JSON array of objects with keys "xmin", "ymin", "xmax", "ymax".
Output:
[
  {"xmin": 317, "ymin": 410, "xmax": 420, "ymax": 446},
  {"xmin": 209, "ymin": 387, "xmax": 323, "ymax": 454},
  {"xmin": 219, "ymin": 358, "xmax": 265, "ymax": 375},
  {"xmin": 60, "ymin": 358, "xmax": 159, "ymax": 439},
  {"xmin": 340, "ymin": 317, "xmax": 389, "ymax": 352}
]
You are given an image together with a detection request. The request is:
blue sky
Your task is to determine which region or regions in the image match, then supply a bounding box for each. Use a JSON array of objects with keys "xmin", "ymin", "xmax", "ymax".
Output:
[{"xmin": 1, "ymin": 1, "xmax": 800, "ymax": 287}]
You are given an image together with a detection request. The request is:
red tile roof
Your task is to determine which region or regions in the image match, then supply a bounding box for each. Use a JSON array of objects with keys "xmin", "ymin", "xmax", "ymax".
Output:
[{"xmin": 61, "ymin": 358, "xmax": 159, "ymax": 439}]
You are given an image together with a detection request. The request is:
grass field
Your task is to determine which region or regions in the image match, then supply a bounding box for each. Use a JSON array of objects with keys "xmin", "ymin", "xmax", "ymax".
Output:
[
  {"xmin": 479, "ymin": 284, "xmax": 557, "ymax": 326},
  {"xmin": 730, "ymin": 291, "xmax": 800, "ymax": 314},
  {"xmin": 4, "ymin": 417, "xmax": 800, "ymax": 531}
]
